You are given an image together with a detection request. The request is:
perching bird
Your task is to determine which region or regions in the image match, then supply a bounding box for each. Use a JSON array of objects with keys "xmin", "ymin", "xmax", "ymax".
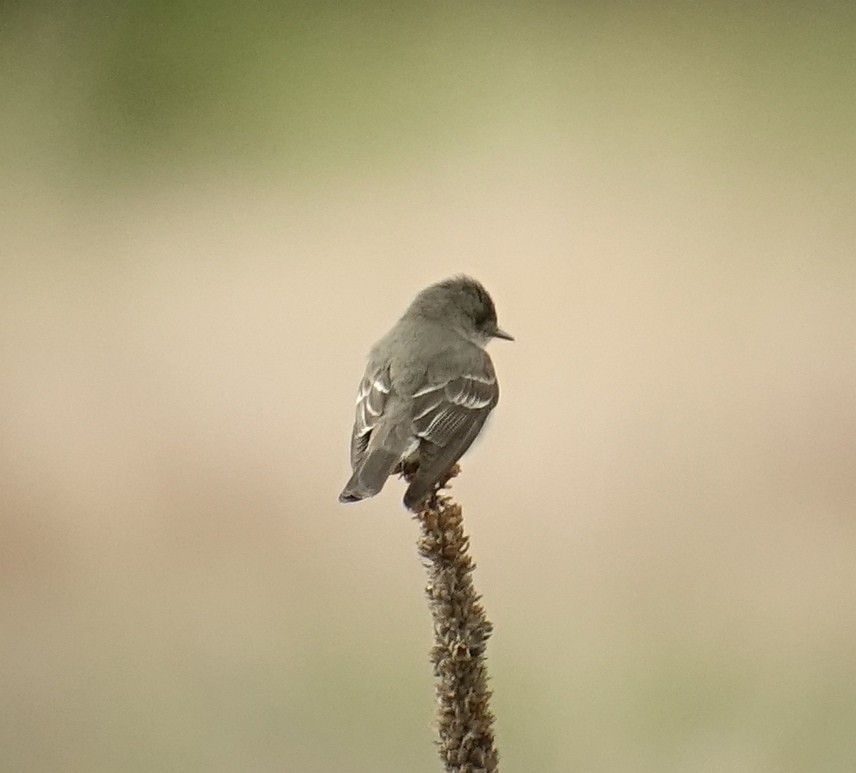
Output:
[{"xmin": 339, "ymin": 275, "xmax": 512, "ymax": 511}]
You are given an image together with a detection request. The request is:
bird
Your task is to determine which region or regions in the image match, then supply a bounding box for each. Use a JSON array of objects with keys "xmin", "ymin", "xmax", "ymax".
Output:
[{"xmin": 339, "ymin": 275, "xmax": 512, "ymax": 511}]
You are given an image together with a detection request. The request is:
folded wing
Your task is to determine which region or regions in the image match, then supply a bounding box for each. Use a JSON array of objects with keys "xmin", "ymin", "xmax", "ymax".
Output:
[
  {"xmin": 349, "ymin": 365, "xmax": 392, "ymax": 471},
  {"xmin": 404, "ymin": 358, "xmax": 499, "ymax": 509}
]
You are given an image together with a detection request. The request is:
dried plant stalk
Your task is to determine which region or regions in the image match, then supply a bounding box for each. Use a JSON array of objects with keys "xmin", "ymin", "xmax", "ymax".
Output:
[{"xmin": 412, "ymin": 466, "xmax": 499, "ymax": 773}]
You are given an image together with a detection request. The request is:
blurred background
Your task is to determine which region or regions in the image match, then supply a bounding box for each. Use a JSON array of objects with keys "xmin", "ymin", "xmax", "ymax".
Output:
[{"xmin": 2, "ymin": 3, "xmax": 855, "ymax": 771}]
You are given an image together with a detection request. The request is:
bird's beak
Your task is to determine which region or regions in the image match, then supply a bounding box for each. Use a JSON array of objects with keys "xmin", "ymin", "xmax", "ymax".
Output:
[{"xmin": 492, "ymin": 326, "xmax": 514, "ymax": 341}]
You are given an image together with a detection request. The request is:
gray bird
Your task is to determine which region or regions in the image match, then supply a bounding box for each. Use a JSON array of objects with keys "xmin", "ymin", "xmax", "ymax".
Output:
[{"xmin": 339, "ymin": 275, "xmax": 512, "ymax": 511}]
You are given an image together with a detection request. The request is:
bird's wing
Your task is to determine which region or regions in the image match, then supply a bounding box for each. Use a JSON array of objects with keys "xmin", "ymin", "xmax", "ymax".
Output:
[
  {"xmin": 349, "ymin": 364, "xmax": 392, "ymax": 470},
  {"xmin": 405, "ymin": 354, "xmax": 498, "ymax": 506}
]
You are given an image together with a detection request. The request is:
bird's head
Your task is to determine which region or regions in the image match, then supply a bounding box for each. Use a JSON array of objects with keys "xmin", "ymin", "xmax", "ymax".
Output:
[{"xmin": 412, "ymin": 275, "xmax": 513, "ymax": 347}]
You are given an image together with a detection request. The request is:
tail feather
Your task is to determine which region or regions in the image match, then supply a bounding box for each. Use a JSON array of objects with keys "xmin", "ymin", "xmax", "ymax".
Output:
[
  {"xmin": 403, "ymin": 478, "xmax": 432, "ymax": 511},
  {"xmin": 338, "ymin": 449, "xmax": 400, "ymax": 503}
]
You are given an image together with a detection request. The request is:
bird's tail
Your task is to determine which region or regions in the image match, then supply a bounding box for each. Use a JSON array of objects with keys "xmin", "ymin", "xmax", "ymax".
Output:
[
  {"xmin": 338, "ymin": 449, "xmax": 400, "ymax": 503},
  {"xmin": 403, "ymin": 478, "xmax": 432, "ymax": 511}
]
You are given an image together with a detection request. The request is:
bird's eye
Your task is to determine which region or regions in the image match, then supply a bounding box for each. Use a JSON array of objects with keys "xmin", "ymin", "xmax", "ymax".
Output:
[
  {"xmin": 473, "ymin": 292, "xmax": 495, "ymax": 328},
  {"xmin": 475, "ymin": 307, "xmax": 496, "ymax": 329}
]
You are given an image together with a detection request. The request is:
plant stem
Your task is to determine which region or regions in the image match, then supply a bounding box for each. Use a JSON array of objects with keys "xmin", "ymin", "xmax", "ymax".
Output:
[{"xmin": 414, "ymin": 467, "xmax": 499, "ymax": 773}]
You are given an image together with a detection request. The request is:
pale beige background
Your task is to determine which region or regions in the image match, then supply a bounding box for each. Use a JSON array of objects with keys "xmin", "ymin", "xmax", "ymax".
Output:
[{"xmin": 2, "ymin": 4, "xmax": 855, "ymax": 772}]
